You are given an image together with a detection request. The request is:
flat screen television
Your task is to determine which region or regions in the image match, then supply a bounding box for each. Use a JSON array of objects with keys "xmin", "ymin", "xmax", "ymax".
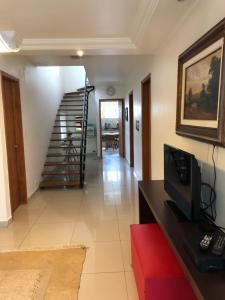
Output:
[{"xmin": 164, "ymin": 144, "xmax": 201, "ymax": 221}]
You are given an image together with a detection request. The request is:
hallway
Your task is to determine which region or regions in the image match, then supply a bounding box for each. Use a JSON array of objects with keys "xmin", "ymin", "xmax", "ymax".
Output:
[{"xmin": 0, "ymin": 154, "xmax": 139, "ymax": 299}]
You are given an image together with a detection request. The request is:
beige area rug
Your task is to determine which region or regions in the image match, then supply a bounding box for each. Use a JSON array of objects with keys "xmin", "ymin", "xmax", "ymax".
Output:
[{"xmin": 0, "ymin": 246, "xmax": 86, "ymax": 300}]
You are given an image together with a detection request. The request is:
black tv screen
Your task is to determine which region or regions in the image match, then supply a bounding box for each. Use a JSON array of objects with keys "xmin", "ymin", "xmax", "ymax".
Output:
[{"xmin": 164, "ymin": 144, "xmax": 201, "ymax": 221}]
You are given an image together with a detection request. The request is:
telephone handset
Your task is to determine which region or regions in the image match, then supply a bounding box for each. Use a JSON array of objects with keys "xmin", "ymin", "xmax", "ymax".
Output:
[{"xmin": 200, "ymin": 232, "xmax": 225, "ymax": 256}]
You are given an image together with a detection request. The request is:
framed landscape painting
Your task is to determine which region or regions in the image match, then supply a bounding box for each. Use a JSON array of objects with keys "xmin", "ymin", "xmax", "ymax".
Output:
[{"xmin": 176, "ymin": 18, "xmax": 225, "ymax": 145}]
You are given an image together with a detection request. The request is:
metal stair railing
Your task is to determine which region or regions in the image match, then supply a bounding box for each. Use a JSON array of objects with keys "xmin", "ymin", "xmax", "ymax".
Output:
[{"xmin": 79, "ymin": 77, "xmax": 94, "ymax": 188}]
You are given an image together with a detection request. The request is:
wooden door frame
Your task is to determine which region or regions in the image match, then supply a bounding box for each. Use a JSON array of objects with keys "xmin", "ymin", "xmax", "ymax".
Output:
[
  {"xmin": 99, "ymin": 98, "xmax": 125, "ymax": 158},
  {"xmin": 128, "ymin": 91, "xmax": 134, "ymax": 167},
  {"xmin": 141, "ymin": 74, "xmax": 151, "ymax": 180},
  {"xmin": 1, "ymin": 71, "xmax": 27, "ymax": 211}
]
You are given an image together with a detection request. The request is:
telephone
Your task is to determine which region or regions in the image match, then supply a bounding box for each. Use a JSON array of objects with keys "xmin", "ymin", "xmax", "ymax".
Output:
[{"xmin": 200, "ymin": 231, "xmax": 225, "ymax": 256}]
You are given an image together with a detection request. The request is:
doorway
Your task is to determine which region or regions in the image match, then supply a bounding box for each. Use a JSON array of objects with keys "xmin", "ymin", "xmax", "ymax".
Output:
[
  {"xmin": 129, "ymin": 91, "xmax": 134, "ymax": 167},
  {"xmin": 99, "ymin": 99, "xmax": 125, "ymax": 158},
  {"xmin": 1, "ymin": 71, "xmax": 27, "ymax": 213},
  {"xmin": 141, "ymin": 74, "xmax": 151, "ymax": 180}
]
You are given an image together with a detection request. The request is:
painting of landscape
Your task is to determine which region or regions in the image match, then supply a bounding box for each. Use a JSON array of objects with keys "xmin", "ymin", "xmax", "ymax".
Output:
[{"xmin": 183, "ymin": 48, "xmax": 222, "ymax": 120}]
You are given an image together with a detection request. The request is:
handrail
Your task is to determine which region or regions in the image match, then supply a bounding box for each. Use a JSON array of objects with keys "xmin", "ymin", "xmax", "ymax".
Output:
[
  {"xmin": 79, "ymin": 76, "xmax": 94, "ymax": 188},
  {"xmin": 79, "ymin": 77, "xmax": 87, "ymax": 187}
]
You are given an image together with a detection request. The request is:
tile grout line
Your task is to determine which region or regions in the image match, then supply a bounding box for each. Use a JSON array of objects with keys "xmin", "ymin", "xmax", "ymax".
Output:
[
  {"xmin": 2, "ymin": 155, "xmax": 138, "ymax": 299},
  {"xmin": 115, "ymin": 192, "xmax": 130, "ymax": 300},
  {"xmin": 81, "ymin": 271, "xmax": 127, "ymax": 275},
  {"xmin": 17, "ymin": 206, "xmax": 47, "ymax": 248},
  {"xmin": 69, "ymin": 201, "xmax": 83, "ymax": 245}
]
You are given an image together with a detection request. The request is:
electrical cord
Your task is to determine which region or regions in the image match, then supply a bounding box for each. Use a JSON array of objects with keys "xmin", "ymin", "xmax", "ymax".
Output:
[
  {"xmin": 201, "ymin": 182, "xmax": 216, "ymax": 211},
  {"xmin": 199, "ymin": 211, "xmax": 225, "ymax": 231},
  {"xmin": 212, "ymin": 145, "xmax": 217, "ymax": 219},
  {"xmin": 199, "ymin": 145, "xmax": 225, "ymax": 232},
  {"xmin": 200, "ymin": 145, "xmax": 217, "ymax": 221}
]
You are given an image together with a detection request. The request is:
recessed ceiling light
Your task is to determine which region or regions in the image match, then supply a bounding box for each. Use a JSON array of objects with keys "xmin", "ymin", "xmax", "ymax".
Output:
[{"xmin": 76, "ymin": 50, "xmax": 84, "ymax": 57}]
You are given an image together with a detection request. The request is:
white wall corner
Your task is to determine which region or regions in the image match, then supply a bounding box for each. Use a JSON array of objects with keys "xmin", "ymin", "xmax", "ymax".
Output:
[{"xmin": 0, "ymin": 217, "xmax": 12, "ymax": 228}]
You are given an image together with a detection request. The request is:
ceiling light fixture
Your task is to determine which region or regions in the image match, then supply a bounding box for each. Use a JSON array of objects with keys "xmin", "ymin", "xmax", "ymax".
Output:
[
  {"xmin": 76, "ymin": 50, "xmax": 84, "ymax": 57},
  {"xmin": 0, "ymin": 31, "xmax": 20, "ymax": 53}
]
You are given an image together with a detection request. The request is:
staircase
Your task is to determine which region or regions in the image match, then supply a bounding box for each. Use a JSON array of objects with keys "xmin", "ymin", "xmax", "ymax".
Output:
[{"xmin": 39, "ymin": 84, "xmax": 95, "ymax": 189}]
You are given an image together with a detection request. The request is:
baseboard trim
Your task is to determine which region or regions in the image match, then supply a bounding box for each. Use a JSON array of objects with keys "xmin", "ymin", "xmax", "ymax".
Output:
[
  {"xmin": 28, "ymin": 185, "xmax": 39, "ymax": 200},
  {"xmin": 0, "ymin": 217, "xmax": 12, "ymax": 228},
  {"xmin": 133, "ymin": 170, "xmax": 140, "ymax": 181},
  {"xmin": 125, "ymin": 157, "xmax": 130, "ymax": 165}
]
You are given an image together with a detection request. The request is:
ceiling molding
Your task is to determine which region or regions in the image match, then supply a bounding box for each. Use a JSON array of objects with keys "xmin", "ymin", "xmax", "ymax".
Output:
[
  {"xmin": 21, "ymin": 37, "xmax": 136, "ymax": 51},
  {"xmin": 154, "ymin": 0, "xmax": 200, "ymax": 54},
  {"xmin": 133, "ymin": 0, "xmax": 160, "ymax": 46}
]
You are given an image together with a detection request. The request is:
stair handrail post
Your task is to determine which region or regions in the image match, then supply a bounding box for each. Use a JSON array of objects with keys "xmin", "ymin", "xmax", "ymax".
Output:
[{"xmin": 79, "ymin": 75, "xmax": 88, "ymax": 187}]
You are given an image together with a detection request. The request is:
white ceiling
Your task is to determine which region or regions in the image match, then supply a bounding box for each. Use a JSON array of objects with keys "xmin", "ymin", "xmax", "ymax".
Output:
[
  {"xmin": 0, "ymin": 0, "xmax": 139, "ymax": 39},
  {"xmin": 0, "ymin": 0, "xmax": 197, "ymax": 84},
  {"xmin": 0, "ymin": 0, "xmax": 197, "ymax": 54},
  {"xmin": 27, "ymin": 55, "xmax": 153, "ymax": 84}
]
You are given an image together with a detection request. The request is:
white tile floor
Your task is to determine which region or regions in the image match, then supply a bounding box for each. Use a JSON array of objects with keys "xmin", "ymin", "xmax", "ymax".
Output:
[{"xmin": 0, "ymin": 153, "xmax": 139, "ymax": 300}]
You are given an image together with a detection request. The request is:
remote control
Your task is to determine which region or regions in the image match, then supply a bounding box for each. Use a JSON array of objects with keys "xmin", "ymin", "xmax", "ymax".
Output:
[
  {"xmin": 199, "ymin": 234, "xmax": 214, "ymax": 251},
  {"xmin": 211, "ymin": 234, "xmax": 225, "ymax": 256}
]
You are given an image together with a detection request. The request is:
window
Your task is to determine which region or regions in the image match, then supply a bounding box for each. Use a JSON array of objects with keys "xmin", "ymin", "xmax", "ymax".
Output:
[{"xmin": 101, "ymin": 101, "xmax": 119, "ymax": 119}]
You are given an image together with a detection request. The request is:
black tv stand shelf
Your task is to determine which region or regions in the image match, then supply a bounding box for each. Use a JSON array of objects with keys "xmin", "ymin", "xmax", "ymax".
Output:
[
  {"xmin": 139, "ymin": 180, "xmax": 225, "ymax": 300},
  {"xmin": 164, "ymin": 200, "xmax": 188, "ymax": 222}
]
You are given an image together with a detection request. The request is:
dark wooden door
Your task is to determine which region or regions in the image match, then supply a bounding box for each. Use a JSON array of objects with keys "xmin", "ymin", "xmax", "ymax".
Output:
[
  {"xmin": 141, "ymin": 75, "xmax": 151, "ymax": 180},
  {"xmin": 118, "ymin": 100, "xmax": 125, "ymax": 157},
  {"xmin": 1, "ymin": 72, "xmax": 27, "ymax": 212},
  {"xmin": 129, "ymin": 92, "xmax": 134, "ymax": 167}
]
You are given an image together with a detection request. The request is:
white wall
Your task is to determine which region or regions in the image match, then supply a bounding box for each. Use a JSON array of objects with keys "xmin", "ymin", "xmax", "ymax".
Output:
[
  {"xmin": 124, "ymin": 60, "xmax": 152, "ymax": 179},
  {"xmin": 62, "ymin": 66, "xmax": 86, "ymax": 93},
  {"xmin": 62, "ymin": 66, "xmax": 97, "ymax": 153},
  {"xmin": 21, "ymin": 66, "xmax": 63, "ymax": 196},
  {"xmin": 124, "ymin": 84, "xmax": 143, "ymax": 179},
  {"xmin": 0, "ymin": 56, "xmax": 63, "ymax": 223},
  {"xmin": 124, "ymin": 0, "xmax": 225, "ymax": 226},
  {"xmin": 94, "ymin": 84, "xmax": 125, "ymax": 156},
  {"xmin": 88, "ymin": 91, "xmax": 97, "ymax": 126},
  {"xmin": 86, "ymin": 91, "xmax": 97, "ymax": 154}
]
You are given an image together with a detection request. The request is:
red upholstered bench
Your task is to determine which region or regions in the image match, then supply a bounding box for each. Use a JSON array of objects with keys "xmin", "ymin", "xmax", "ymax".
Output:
[{"xmin": 130, "ymin": 224, "xmax": 197, "ymax": 300}]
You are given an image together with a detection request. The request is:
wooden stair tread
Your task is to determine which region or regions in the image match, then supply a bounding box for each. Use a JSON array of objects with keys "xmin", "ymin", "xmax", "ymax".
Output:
[
  {"xmin": 57, "ymin": 113, "xmax": 83, "ymax": 115},
  {"xmin": 42, "ymin": 170, "xmax": 80, "ymax": 175},
  {"xmin": 77, "ymin": 86, "xmax": 95, "ymax": 92},
  {"xmin": 40, "ymin": 180, "xmax": 80, "ymax": 188},
  {"xmin": 53, "ymin": 126, "xmax": 82, "ymax": 128},
  {"xmin": 54, "ymin": 121, "xmax": 84, "ymax": 123},
  {"xmin": 63, "ymin": 96, "xmax": 83, "ymax": 98},
  {"xmin": 63, "ymin": 94, "xmax": 83, "ymax": 96},
  {"xmin": 50, "ymin": 138, "xmax": 81, "ymax": 141},
  {"xmin": 55, "ymin": 116, "xmax": 83, "ymax": 119},
  {"xmin": 61, "ymin": 100, "xmax": 84, "ymax": 102},
  {"xmin": 58, "ymin": 109, "xmax": 83, "ymax": 111},
  {"xmin": 64, "ymin": 94, "xmax": 84, "ymax": 97},
  {"xmin": 63, "ymin": 97, "xmax": 84, "ymax": 99},
  {"xmin": 55, "ymin": 118, "xmax": 84, "ymax": 120},
  {"xmin": 47, "ymin": 153, "xmax": 83, "ymax": 157},
  {"xmin": 56, "ymin": 114, "xmax": 83, "ymax": 117},
  {"xmin": 48, "ymin": 145, "xmax": 81, "ymax": 149},
  {"xmin": 60, "ymin": 104, "xmax": 83, "ymax": 107},
  {"xmin": 44, "ymin": 162, "xmax": 80, "ymax": 166},
  {"xmin": 65, "ymin": 91, "xmax": 84, "ymax": 94},
  {"xmin": 64, "ymin": 94, "xmax": 83, "ymax": 96},
  {"xmin": 51, "ymin": 132, "xmax": 82, "ymax": 134}
]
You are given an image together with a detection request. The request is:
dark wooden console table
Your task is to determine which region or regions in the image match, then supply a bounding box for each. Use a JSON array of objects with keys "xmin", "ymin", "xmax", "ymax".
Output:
[{"xmin": 139, "ymin": 180, "xmax": 225, "ymax": 300}]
